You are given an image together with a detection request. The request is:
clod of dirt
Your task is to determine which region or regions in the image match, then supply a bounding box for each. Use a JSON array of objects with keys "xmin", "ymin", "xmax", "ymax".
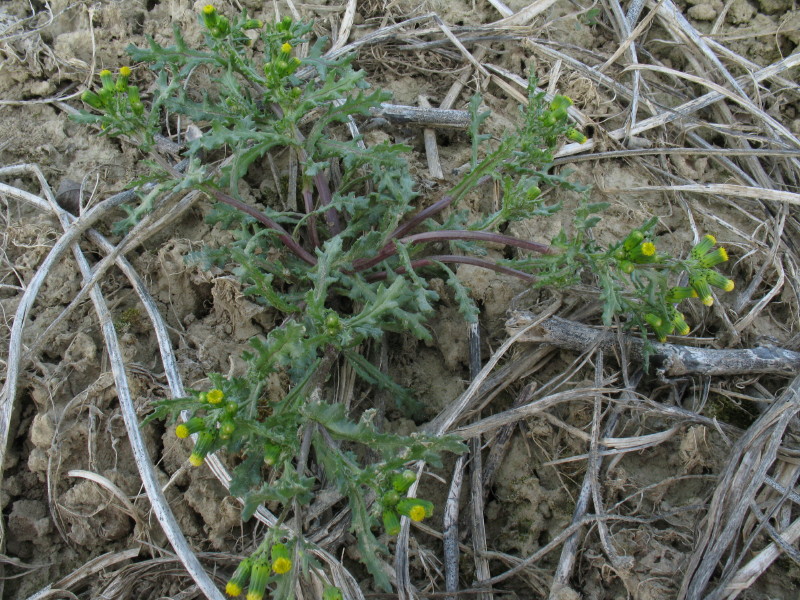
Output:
[
  {"xmin": 8, "ymin": 499, "xmax": 51, "ymax": 556},
  {"xmin": 456, "ymin": 261, "xmax": 528, "ymax": 320},
  {"xmin": 687, "ymin": 4, "xmax": 719, "ymax": 20},
  {"xmin": 211, "ymin": 276, "xmax": 266, "ymax": 342},
  {"xmin": 429, "ymin": 304, "xmax": 469, "ymax": 370},
  {"xmin": 727, "ymin": 0, "xmax": 757, "ymax": 24},
  {"xmin": 61, "ymin": 480, "xmax": 133, "ymax": 546},
  {"xmin": 757, "ymin": 0, "xmax": 792, "ymax": 14}
]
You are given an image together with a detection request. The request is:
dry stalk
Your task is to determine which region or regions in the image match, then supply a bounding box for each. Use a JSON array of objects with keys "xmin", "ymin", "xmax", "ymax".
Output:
[
  {"xmin": 679, "ymin": 374, "xmax": 800, "ymax": 599},
  {"xmin": 507, "ymin": 313, "xmax": 800, "ymax": 377}
]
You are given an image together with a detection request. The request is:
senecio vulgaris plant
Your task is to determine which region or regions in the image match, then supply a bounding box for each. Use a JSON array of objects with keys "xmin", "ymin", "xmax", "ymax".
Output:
[{"xmin": 75, "ymin": 6, "xmax": 735, "ymax": 598}]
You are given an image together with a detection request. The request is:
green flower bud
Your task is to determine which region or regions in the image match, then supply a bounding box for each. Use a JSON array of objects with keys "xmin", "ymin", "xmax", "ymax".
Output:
[
  {"xmin": 176, "ymin": 417, "xmax": 205, "ymax": 439},
  {"xmin": 81, "ymin": 90, "xmax": 105, "ymax": 110},
  {"xmin": 619, "ymin": 260, "xmax": 634, "ymax": 274},
  {"xmin": 277, "ymin": 16, "xmax": 293, "ymax": 32},
  {"xmin": 689, "ymin": 272, "xmax": 714, "ymax": 306},
  {"xmin": 264, "ymin": 444, "xmax": 281, "ymax": 466},
  {"xmin": 644, "ymin": 313, "xmax": 663, "ymax": 328},
  {"xmin": 668, "ymin": 306, "xmax": 690, "ymax": 336},
  {"xmin": 325, "ymin": 312, "xmax": 340, "ymax": 330},
  {"xmin": 622, "ymin": 230, "xmax": 644, "ymax": 251},
  {"xmin": 226, "ymin": 557, "xmax": 253, "ymax": 597},
  {"xmin": 287, "ymin": 57, "xmax": 301, "ymax": 74},
  {"xmin": 209, "ymin": 16, "xmax": 230, "ymax": 38},
  {"xmin": 382, "ymin": 490, "xmax": 400, "ymax": 507},
  {"xmin": 652, "ymin": 322, "xmax": 674, "ymax": 343},
  {"xmin": 383, "ymin": 509, "xmax": 401, "ymax": 535},
  {"xmin": 566, "ymin": 128, "xmax": 587, "ymax": 144},
  {"xmin": 665, "ymin": 286, "xmax": 698, "ymax": 303},
  {"xmin": 219, "ymin": 419, "xmax": 236, "ymax": 440},
  {"xmin": 540, "ymin": 113, "xmax": 556, "ymax": 127},
  {"xmin": 99, "ymin": 69, "xmax": 114, "ymax": 91},
  {"xmin": 243, "ymin": 19, "xmax": 263, "ymax": 29},
  {"xmin": 224, "ymin": 401, "xmax": 239, "ymax": 417},
  {"xmin": 550, "ymin": 95, "xmax": 573, "ymax": 112},
  {"xmin": 526, "ymin": 185, "xmax": 541, "ymax": 200},
  {"xmin": 703, "ymin": 268, "xmax": 735, "ymax": 292},
  {"xmin": 392, "ymin": 469, "xmax": 417, "ymax": 493},
  {"xmin": 698, "ymin": 246, "xmax": 728, "ymax": 268},
  {"xmin": 690, "ymin": 234, "xmax": 716, "ymax": 261},
  {"xmin": 246, "ymin": 558, "xmax": 271, "ymax": 600},
  {"xmin": 189, "ymin": 431, "xmax": 216, "ymax": 466},
  {"xmin": 126, "ymin": 85, "xmax": 144, "ymax": 115}
]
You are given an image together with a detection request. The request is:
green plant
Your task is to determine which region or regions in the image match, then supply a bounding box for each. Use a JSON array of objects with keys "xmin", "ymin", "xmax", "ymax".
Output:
[{"xmin": 75, "ymin": 6, "xmax": 734, "ymax": 597}]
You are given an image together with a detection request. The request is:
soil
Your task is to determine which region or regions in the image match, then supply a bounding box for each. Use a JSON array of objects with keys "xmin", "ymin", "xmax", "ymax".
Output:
[{"xmin": 2, "ymin": 1, "xmax": 800, "ymax": 599}]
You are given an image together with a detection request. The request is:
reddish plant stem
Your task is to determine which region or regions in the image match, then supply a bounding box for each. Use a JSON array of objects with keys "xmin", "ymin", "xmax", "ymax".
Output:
[
  {"xmin": 206, "ymin": 187, "xmax": 317, "ymax": 266},
  {"xmin": 354, "ymin": 230, "xmax": 555, "ymax": 272},
  {"xmin": 301, "ymin": 184, "xmax": 320, "ymax": 249},
  {"xmin": 387, "ymin": 173, "xmax": 493, "ymax": 241},
  {"xmin": 365, "ymin": 255, "xmax": 537, "ymax": 283},
  {"xmin": 314, "ymin": 171, "xmax": 342, "ymax": 235},
  {"xmin": 390, "ymin": 194, "xmax": 455, "ymax": 240}
]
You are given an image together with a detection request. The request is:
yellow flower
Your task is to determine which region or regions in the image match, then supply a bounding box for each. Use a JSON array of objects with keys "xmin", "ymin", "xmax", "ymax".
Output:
[
  {"xmin": 203, "ymin": 4, "xmax": 216, "ymax": 15},
  {"xmin": 189, "ymin": 453, "xmax": 205, "ymax": 466},
  {"xmin": 119, "ymin": 66, "xmax": 131, "ymax": 77},
  {"xmin": 225, "ymin": 582, "xmax": 242, "ymax": 597},
  {"xmin": 176, "ymin": 417, "xmax": 204, "ymax": 439},
  {"xmin": 408, "ymin": 505, "xmax": 426, "ymax": 522},
  {"xmin": 207, "ymin": 388, "xmax": 224, "ymax": 404},
  {"xmin": 272, "ymin": 557, "xmax": 292, "ymax": 574},
  {"xmin": 281, "ymin": 42, "xmax": 292, "ymax": 54}
]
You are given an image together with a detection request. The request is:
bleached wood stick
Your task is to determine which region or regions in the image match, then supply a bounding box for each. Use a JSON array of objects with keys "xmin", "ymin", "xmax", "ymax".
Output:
[{"xmin": 506, "ymin": 313, "xmax": 800, "ymax": 377}]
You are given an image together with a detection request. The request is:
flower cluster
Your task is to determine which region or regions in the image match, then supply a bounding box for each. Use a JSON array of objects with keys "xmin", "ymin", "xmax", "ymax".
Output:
[
  {"xmin": 79, "ymin": 66, "xmax": 148, "ymax": 143},
  {"xmin": 687, "ymin": 234, "xmax": 735, "ymax": 305},
  {"xmin": 173, "ymin": 388, "xmax": 240, "ymax": 466},
  {"xmin": 225, "ymin": 543, "xmax": 296, "ymax": 599},
  {"xmin": 379, "ymin": 470, "xmax": 435, "ymax": 535},
  {"xmin": 614, "ymin": 230, "xmax": 658, "ymax": 274},
  {"xmin": 608, "ymin": 230, "xmax": 734, "ymax": 341}
]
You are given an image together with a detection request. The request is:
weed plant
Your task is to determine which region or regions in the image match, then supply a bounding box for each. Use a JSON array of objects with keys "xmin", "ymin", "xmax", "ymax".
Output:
[{"xmin": 75, "ymin": 6, "xmax": 735, "ymax": 598}]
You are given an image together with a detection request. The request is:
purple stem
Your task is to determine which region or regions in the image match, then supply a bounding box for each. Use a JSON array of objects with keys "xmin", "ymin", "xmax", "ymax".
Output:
[
  {"xmin": 302, "ymin": 185, "xmax": 320, "ymax": 249},
  {"xmin": 207, "ymin": 188, "xmax": 317, "ymax": 266},
  {"xmin": 390, "ymin": 194, "xmax": 455, "ymax": 240},
  {"xmin": 354, "ymin": 229, "xmax": 555, "ymax": 272},
  {"xmin": 314, "ymin": 171, "xmax": 342, "ymax": 235},
  {"xmin": 365, "ymin": 255, "xmax": 537, "ymax": 283}
]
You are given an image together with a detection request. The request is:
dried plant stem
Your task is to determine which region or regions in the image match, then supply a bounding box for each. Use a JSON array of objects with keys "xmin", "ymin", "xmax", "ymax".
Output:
[{"xmin": 506, "ymin": 314, "xmax": 800, "ymax": 376}]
